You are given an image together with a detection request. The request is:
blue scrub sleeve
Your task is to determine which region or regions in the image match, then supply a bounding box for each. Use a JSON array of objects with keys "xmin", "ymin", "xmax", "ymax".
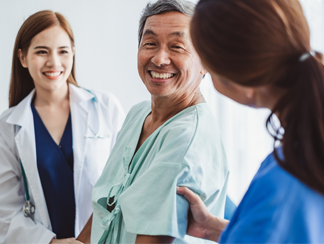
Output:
[{"xmin": 219, "ymin": 165, "xmax": 294, "ymax": 243}]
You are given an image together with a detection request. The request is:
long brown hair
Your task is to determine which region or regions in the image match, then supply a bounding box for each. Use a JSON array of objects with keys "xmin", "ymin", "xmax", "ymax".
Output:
[
  {"xmin": 192, "ymin": 0, "xmax": 324, "ymax": 194},
  {"xmin": 9, "ymin": 10, "xmax": 77, "ymax": 108}
]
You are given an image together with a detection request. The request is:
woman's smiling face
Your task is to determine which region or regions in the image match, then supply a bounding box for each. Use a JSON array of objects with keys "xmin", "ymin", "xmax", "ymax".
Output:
[{"xmin": 19, "ymin": 25, "xmax": 74, "ymax": 92}]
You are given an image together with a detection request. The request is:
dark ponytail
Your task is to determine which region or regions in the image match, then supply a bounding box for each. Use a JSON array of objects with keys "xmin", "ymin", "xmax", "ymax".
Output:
[{"xmin": 269, "ymin": 55, "xmax": 324, "ymax": 194}]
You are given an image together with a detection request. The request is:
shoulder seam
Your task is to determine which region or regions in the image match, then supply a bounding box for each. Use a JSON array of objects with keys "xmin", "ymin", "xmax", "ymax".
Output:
[
  {"xmin": 181, "ymin": 106, "xmax": 205, "ymax": 198},
  {"xmin": 177, "ymin": 107, "xmax": 206, "ymax": 198},
  {"xmin": 179, "ymin": 106, "xmax": 199, "ymax": 166}
]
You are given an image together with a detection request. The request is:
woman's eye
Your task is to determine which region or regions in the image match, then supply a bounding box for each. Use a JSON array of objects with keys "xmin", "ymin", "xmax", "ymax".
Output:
[
  {"xmin": 61, "ymin": 50, "xmax": 68, "ymax": 54},
  {"xmin": 172, "ymin": 46, "xmax": 183, "ymax": 49},
  {"xmin": 36, "ymin": 50, "xmax": 47, "ymax": 54}
]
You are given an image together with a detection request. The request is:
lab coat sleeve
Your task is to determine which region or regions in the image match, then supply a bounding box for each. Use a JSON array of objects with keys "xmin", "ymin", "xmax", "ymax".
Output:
[{"xmin": 0, "ymin": 134, "xmax": 55, "ymax": 244}]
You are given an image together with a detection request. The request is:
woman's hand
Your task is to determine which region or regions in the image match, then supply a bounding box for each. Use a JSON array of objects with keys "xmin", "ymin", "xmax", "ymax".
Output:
[
  {"xmin": 50, "ymin": 238, "xmax": 83, "ymax": 244},
  {"xmin": 177, "ymin": 186, "xmax": 229, "ymax": 242}
]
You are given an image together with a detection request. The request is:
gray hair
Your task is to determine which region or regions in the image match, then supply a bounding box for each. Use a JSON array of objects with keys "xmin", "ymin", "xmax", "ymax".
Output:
[{"xmin": 138, "ymin": 0, "xmax": 196, "ymax": 46}]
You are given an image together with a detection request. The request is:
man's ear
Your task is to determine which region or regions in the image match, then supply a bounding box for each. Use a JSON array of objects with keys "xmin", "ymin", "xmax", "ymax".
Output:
[
  {"xmin": 18, "ymin": 49, "xmax": 28, "ymax": 68},
  {"xmin": 200, "ymin": 66, "xmax": 208, "ymax": 78}
]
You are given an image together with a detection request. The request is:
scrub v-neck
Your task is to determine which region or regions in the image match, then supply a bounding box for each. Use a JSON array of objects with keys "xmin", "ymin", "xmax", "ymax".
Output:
[
  {"xmin": 31, "ymin": 104, "xmax": 73, "ymax": 170},
  {"xmin": 31, "ymin": 103, "xmax": 75, "ymax": 238}
]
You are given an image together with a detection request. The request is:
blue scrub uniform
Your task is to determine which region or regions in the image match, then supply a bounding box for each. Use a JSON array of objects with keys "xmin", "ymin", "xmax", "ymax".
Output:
[
  {"xmin": 219, "ymin": 147, "xmax": 324, "ymax": 243},
  {"xmin": 31, "ymin": 104, "xmax": 75, "ymax": 239}
]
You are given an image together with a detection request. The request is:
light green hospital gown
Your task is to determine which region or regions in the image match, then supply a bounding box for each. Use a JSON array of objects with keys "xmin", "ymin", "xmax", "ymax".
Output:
[{"xmin": 91, "ymin": 101, "xmax": 229, "ymax": 244}]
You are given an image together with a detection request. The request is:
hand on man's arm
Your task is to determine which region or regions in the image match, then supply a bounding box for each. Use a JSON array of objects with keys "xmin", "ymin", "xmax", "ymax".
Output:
[{"xmin": 177, "ymin": 186, "xmax": 229, "ymax": 242}]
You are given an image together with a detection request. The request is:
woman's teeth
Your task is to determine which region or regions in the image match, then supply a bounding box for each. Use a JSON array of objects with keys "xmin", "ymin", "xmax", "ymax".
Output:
[
  {"xmin": 44, "ymin": 72, "xmax": 61, "ymax": 77},
  {"xmin": 150, "ymin": 71, "xmax": 175, "ymax": 79}
]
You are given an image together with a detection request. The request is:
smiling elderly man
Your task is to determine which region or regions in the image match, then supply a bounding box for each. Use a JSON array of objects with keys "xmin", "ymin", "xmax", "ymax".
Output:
[{"xmin": 91, "ymin": 0, "xmax": 229, "ymax": 243}]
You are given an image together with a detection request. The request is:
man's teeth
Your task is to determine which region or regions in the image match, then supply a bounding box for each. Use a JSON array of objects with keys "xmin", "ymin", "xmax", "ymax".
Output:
[
  {"xmin": 44, "ymin": 72, "xmax": 61, "ymax": 77},
  {"xmin": 150, "ymin": 71, "xmax": 174, "ymax": 79}
]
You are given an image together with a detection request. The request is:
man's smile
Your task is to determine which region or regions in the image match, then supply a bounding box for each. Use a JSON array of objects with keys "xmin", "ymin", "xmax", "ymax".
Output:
[{"xmin": 148, "ymin": 71, "xmax": 176, "ymax": 80}]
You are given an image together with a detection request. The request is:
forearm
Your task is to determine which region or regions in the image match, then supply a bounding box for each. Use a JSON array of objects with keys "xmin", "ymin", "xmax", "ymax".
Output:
[
  {"xmin": 205, "ymin": 216, "xmax": 229, "ymax": 242},
  {"xmin": 135, "ymin": 235, "xmax": 175, "ymax": 244},
  {"xmin": 76, "ymin": 214, "xmax": 92, "ymax": 244}
]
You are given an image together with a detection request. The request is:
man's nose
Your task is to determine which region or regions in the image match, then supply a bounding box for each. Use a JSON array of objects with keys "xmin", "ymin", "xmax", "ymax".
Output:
[
  {"xmin": 46, "ymin": 53, "xmax": 61, "ymax": 67},
  {"xmin": 151, "ymin": 48, "xmax": 171, "ymax": 67}
]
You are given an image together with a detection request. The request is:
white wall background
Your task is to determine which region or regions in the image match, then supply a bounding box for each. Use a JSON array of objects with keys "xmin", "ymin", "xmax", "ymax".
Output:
[
  {"xmin": 0, "ymin": 0, "xmax": 154, "ymax": 114},
  {"xmin": 0, "ymin": 0, "xmax": 323, "ymax": 205}
]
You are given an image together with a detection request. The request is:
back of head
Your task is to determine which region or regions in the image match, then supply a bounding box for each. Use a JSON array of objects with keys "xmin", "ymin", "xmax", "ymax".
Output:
[
  {"xmin": 192, "ymin": 0, "xmax": 324, "ymax": 194},
  {"xmin": 138, "ymin": 0, "xmax": 195, "ymax": 46},
  {"xmin": 9, "ymin": 10, "xmax": 77, "ymax": 108}
]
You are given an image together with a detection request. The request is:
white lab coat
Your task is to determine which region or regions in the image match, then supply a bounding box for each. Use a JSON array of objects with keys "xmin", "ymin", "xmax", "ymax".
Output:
[{"xmin": 0, "ymin": 84, "xmax": 125, "ymax": 244}]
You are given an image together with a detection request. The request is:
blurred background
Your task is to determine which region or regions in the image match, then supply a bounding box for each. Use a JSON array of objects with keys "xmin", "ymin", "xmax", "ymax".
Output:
[{"xmin": 0, "ymin": 0, "xmax": 323, "ymax": 205}]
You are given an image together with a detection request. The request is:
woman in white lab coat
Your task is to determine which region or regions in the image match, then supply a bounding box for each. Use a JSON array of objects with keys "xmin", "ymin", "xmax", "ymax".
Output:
[{"xmin": 0, "ymin": 10, "xmax": 124, "ymax": 244}]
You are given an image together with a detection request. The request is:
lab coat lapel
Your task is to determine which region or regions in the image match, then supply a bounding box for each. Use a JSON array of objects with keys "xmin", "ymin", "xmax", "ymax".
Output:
[
  {"xmin": 6, "ymin": 90, "xmax": 52, "ymax": 229},
  {"xmin": 69, "ymin": 84, "xmax": 94, "ymax": 203}
]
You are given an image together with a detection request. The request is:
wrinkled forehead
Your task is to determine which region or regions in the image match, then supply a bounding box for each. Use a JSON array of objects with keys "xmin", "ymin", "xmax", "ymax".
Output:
[{"xmin": 142, "ymin": 11, "xmax": 191, "ymax": 41}]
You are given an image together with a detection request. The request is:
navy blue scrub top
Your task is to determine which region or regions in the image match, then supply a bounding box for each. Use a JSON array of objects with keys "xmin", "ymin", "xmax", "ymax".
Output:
[{"xmin": 31, "ymin": 103, "xmax": 75, "ymax": 238}]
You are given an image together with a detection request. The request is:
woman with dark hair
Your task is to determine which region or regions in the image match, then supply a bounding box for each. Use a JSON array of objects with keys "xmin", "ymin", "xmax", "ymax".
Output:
[
  {"xmin": 0, "ymin": 10, "xmax": 124, "ymax": 243},
  {"xmin": 177, "ymin": 0, "xmax": 324, "ymax": 242}
]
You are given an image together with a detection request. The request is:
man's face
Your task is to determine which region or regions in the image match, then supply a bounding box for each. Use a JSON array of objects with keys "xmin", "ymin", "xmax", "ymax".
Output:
[{"xmin": 138, "ymin": 11, "xmax": 205, "ymax": 98}]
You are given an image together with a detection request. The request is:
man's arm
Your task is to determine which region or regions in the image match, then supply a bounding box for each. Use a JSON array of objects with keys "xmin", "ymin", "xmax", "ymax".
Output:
[
  {"xmin": 177, "ymin": 186, "xmax": 229, "ymax": 242},
  {"xmin": 135, "ymin": 235, "xmax": 175, "ymax": 244},
  {"xmin": 76, "ymin": 215, "xmax": 92, "ymax": 244}
]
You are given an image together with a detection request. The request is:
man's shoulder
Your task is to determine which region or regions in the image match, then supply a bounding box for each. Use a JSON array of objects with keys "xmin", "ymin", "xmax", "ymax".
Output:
[
  {"xmin": 160, "ymin": 103, "xmax": 220, "ymax": 144},
  {"xmin": 194, "ymin": 103, "xmax": 222, "ymax": 136}
]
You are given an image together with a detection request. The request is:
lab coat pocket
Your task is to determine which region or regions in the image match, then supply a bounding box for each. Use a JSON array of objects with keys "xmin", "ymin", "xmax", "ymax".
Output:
[{"xmin": 85, "ymin": 137, "xmax": 111, "ymax": 186}]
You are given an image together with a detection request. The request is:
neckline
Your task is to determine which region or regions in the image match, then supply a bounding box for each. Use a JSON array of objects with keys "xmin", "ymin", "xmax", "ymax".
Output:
[
  {"xmin": 128, "ymin": 102, "xmax": 206, "ymax": 172},
  {"xmin": 31, "ymin": 103, "xmax": 71, "ymax": 148}
]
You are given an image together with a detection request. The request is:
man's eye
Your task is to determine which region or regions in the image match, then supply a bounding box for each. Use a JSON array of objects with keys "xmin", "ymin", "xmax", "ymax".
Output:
[
  {"xmin": 36, "ymin": 50, "xmax": 47, "ymax": 54},
  {"xmin": 172, "ymin": 46, "xmax": 183, "ymax": 49},
  {"xmin": 144, "ymin": 43, "xmax": 155, "ymax": 46}
]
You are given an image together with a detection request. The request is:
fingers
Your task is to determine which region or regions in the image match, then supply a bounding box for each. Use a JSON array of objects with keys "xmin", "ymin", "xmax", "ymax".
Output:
[
  {"xmin": 177, "ymin": 186, "xmax": 211, "ymax": 225},
  {"xmin": 177, "ymin": 186, "xmax": 203, "ymax": 207},
  {"xmin": 70, "ymin": 238, "xmax": 84, "ymax": 244},
  {"xmin": 50, "ymin": 238, "xmax": 84, "ymax": 244},
  {"xmin": 65, "ymin": 238, "xmax": 84, "ymax": 244}
]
